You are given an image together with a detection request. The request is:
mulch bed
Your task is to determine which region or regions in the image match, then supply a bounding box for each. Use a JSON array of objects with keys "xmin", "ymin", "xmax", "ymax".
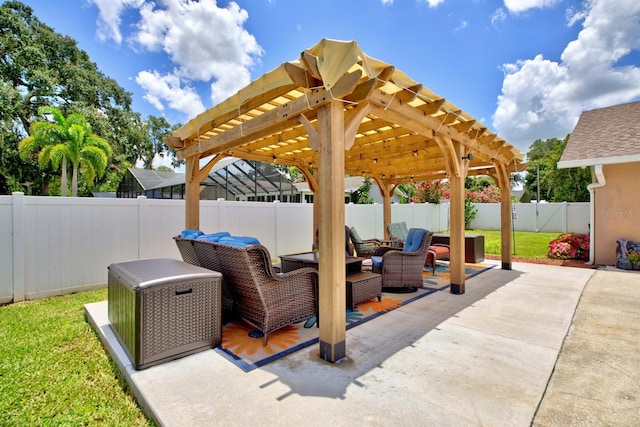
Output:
[{"xmin": 485, "ymin": 254, "xmax": 595, "ymax": 269}]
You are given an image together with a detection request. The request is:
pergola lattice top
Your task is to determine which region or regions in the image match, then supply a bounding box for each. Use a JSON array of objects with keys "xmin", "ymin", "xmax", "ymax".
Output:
[{"xmin": 167, "ymin": 38, "xmax": 524, "ymax": 184}]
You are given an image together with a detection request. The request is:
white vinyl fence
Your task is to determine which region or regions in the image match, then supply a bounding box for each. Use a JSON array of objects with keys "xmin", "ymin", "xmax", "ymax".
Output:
[{"xmin": 0, "ymin": 193, "xmax": 588, "ymax": 304}]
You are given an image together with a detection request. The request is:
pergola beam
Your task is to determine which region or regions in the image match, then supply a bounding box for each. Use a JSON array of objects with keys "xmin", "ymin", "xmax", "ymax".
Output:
[{"xmin": 177, "ymin": 71, "xmax": 363, "ymax": 161}]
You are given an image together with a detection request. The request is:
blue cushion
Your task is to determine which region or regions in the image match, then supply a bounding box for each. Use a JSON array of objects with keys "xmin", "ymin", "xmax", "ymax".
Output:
[
  {"xmin": 371, "ymin": 256, "xmax": 383, "ymax": 270},
  {"xmin": 404, "ymin": 228, "xmax": 427, "ymax": 252},
  {"xmin": 218, "ymin": 236, "xmax": 260, "ymax": 247},
  {"xmin": 180, "ymin": 229, "xmax": 203, "ymax": 239},
  {"xmin": 196, "ymin": 231, "xmax": 230, "ymax": 242}
]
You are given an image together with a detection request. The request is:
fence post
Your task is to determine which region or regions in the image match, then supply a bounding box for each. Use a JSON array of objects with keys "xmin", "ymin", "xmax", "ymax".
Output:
[{"xmin": 12, "ymin": 192, "xmax": 26, "ymax": 302}]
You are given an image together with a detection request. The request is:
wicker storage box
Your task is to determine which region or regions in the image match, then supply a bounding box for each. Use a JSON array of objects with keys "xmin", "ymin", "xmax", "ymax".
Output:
[
  {"xmin": 346, "ymin": 271, "xmax": 382, "ymax": 310},
  {"xmin": 108, "ymin": 258, "xmax": 222, "ymax": 370}
]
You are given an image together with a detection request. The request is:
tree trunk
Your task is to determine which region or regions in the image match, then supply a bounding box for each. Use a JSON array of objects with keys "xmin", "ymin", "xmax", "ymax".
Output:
[
  {"xmin": 61, "ymin": 157, "xmax": 67, "ymax": 197},
  {"xmin": 71, "ymin": 163, "xmax": 78, "ymax": 197}
]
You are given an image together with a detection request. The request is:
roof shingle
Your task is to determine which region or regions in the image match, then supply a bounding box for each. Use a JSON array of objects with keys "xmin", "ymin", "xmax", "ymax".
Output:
[{"xmin": 559, "ymin": 101, "xmax": 640, "ymax": 168}]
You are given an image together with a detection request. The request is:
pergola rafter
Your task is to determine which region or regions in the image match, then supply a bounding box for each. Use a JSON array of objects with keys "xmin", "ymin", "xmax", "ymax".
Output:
[{"xmin": 165, "ymin": 38, "xmax": 525, "ymax": 364}]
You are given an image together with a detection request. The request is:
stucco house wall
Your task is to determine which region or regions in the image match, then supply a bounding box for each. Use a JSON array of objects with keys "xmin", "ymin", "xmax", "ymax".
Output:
[
  {"xmin": 558, "ymin": 100, "xmax": 640, "ymax": 267},
  {"xmin": 593, "ymin": 163, "xmax": 640, "ymax": 265}
]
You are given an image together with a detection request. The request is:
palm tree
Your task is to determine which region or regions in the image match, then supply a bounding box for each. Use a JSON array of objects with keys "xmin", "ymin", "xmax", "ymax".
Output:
[{"xmin": 19, "ymin": 107, "xmax": 112, "ymax": 196}]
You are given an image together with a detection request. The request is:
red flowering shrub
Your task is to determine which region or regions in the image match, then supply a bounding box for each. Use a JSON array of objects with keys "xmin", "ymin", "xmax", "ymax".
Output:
[
  {"xmin": 547, "ymin": 233, "xmax": 590, "ymax": 260},
  {"xmin": 466, "ymin": 185, "xmax": 502, "ymax": 203},
  {"xmin": 412, "ymin": 180, "xmax": 449, "ymax": 204}
]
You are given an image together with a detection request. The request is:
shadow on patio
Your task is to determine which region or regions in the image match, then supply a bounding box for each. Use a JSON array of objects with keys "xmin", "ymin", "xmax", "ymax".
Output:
[{"xmin": 86, "ymin": 261, "xmax": 598, "ymax": 425}]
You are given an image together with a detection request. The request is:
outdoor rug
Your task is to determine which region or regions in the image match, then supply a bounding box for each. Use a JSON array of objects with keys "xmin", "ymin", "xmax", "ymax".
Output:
[{"xmin": 215, "ymin": 261, "xmax": 493, "ymax": 371}]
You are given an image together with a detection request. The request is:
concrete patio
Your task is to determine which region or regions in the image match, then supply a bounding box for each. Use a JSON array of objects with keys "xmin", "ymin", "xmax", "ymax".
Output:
[{"xmin": 86, "ymin": 261, "xmax": 639, "ymax": 426}]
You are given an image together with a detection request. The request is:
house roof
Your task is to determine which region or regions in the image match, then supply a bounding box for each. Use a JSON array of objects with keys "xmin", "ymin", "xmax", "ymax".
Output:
[
  {"xmin": 127, "ymin": 160, "xmax": 298, "ymax": 196},
  {"xmin": 128, "ymin": 168, "xmax": 189, "ymax": 191},
  {"xmin": 166, "ymin": 38, "xmax": 524, "ymax": 185},
  {"xmin": 558, "ymin": 101, "xmax": 640, "ymax": 169},
  {"xmin": 295, "ymin": 176, "xmax": 366, "ymax": 193}
]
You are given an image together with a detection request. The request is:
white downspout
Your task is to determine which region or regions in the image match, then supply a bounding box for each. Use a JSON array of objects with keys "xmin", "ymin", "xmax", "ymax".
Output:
[{"xmin": 587, "ymin": 164, "xmax": 606, "ymax": 265}]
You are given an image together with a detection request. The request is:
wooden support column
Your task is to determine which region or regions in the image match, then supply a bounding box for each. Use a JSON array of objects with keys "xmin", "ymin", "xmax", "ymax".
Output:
[
  {"xmin": 496, "ymin": 163, "xmax": 512, "ymax": 270},
  {"xmin": 317, "ymin": 100, "xmax": 347, "ymax": 363},
  {"xmin": 374, "ymin": 178, "xmax": 393, "ymax": 239},
  {"xmin": 449, "ymin": 168, "xmax": 466, "ymax": 294},
  {"xmin": 185, "ymin": 155, "xmax": 200, "ymax": 230},
  {"xmin": 437, "ymin": 136, "xmax": 466, "ymax": 294}
]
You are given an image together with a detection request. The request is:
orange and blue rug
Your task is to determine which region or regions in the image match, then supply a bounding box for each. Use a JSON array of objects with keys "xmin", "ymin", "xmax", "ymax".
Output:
[{"xmin": 215, "ymin": 261, "xmax": 493, "ymax": 371}]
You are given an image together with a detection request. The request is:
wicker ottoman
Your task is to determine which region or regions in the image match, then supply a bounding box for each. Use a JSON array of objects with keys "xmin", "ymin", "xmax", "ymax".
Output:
[
  {"xmin": 346, "ymin": 271, "xmax": 382, "ymax": 310},
  {"xmin": 108, "ymin": 258, "xmax": 222, "ymax": 370}
]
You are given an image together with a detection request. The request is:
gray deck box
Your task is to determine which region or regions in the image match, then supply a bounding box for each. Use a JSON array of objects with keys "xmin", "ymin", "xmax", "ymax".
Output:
[{"xmin": 108, "ymin": 258, "xmax": 222, "ymax": 370}]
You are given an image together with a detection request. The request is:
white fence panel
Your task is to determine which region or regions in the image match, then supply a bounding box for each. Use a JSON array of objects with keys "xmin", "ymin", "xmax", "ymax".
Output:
[
  {"xmin": 470, "ymin": 202, "xmax": 589, "ymax": 233},
  {"xmin": 139, "ymin": 198, "xmax": 186, "ymax": 260},
  {"xmin": 346, "ymin": 203, "xmax": 385, "ymax": 239},
  {"xmin": 568, "ymin": 203, "xmax": 590, "ymax": 234},
  {"xmin": 274, "ymin": 202, "xmax": 314, "ymax": 256},
  {"xmin": 388, "ymin": 203, "xmax": 448, "ymax": 233},
  {"xmin": 21, "ymin": 196, "xmax": 140, "ymax": 300},
  {"xmin": 0, "ymin": 194, "xmax": 590, "ymax": 303}
]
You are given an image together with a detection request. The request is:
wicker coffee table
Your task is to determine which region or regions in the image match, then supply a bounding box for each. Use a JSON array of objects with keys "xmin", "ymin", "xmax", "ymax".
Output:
[
  {"xmin": 279, "ymin": 252, "xmax": 363, "ymax": 274},
  {"xmin": 345, "ymin": 271, "xmax": 382, "ymax": 310}
]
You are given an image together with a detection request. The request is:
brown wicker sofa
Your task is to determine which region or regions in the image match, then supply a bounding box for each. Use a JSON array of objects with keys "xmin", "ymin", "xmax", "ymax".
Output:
[
  {"xmin": 370, "ymin": 228, "xmax": 433, "ymax": 292},
  {"xmin": 174, "ymin": 234, "xmax": 318, "ymax": 345}
]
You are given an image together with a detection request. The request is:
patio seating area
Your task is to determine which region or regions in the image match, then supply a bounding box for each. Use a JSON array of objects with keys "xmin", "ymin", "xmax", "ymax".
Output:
[
  {"xmin": 371, "ymin": 228, "xmax": 434, "ymax": 292},
  {"xmin": 172, "ymin": 227, "xmax": 437, "ymax": 338},
  {"xmin": 86, "ymin": 261, "xmax": 606, "ymax": 426},
  {"xmin": 174, "ymin": 233, "xmax": 319, "ymax": 345},
  {"xmin": 348, "ymin": 226, "xmax": 385, "ymax": 258}
]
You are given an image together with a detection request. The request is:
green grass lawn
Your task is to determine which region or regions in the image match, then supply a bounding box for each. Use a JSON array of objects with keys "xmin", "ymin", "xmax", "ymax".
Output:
[
  {"xmin": 466, "ymin": 229, "xmax": 560, "ymax": 259},
  {"xmin": 0, "ymin": 289, "xmax": 153, "ymax": 426}
]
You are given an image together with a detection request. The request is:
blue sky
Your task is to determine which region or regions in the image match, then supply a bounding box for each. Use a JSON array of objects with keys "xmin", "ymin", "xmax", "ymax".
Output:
[{"xmin": 23, "ymin": 0, "xmax": 640, "ymax": 159}]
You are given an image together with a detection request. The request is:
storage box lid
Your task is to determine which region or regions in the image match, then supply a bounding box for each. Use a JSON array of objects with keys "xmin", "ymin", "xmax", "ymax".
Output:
[{"xmin": 108, "ymin": 258, "xmax": 221, "ymax": 289}]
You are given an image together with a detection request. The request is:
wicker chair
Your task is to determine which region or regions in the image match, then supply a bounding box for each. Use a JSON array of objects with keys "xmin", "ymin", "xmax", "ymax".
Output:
[
  {"xmin": 174, "ymin": 236, "xmax": 201, "ymax": 266},
  {"xmin": 349, "ymin": 226, "xmax": 384, "ymax": 258},
  {"xmin": 386, "ymin": 221, "xmax": 409, "ymax": 246},
  {"xmin": 313, "ymin": 226, "xmax": 356, "ymax": 257},
  {"xmin": 191, "ymin": 239, "xmax": 318, "ymax": 345},
  {"xmin": 371, "ymin": 228, "xmax": 433, "ymax": 292},
  {"xmin": 174, "ymin": 236, "xmax": 236, "ymax": 319}
]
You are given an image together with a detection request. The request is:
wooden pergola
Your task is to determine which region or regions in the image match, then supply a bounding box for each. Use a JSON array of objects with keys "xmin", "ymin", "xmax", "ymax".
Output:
[{"xmin": 165, "ymin": 39, "xmax": 524, "ymax": 363}]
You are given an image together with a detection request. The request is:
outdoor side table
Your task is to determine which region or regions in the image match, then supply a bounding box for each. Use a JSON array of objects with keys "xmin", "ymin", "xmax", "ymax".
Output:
[
  {"xmin": 345, "ymin": 271, "xmax": 382, "ymax": 310},
  {"xmin": 108, "ymin": 258, "xmax": 222, "ymax": 370}
]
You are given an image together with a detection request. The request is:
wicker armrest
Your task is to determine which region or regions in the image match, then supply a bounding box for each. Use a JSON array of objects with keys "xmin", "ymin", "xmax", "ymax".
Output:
[
  {"xmin": 274, "ymin": 267, "xmax": 319, "ymax": 283},
  {"xmin": 362, "ymin": 238, "xmax": 384, "ymax": 246},
  {"xmin": 373, "ymin": 246, "xmax": 401, "ymax": 257}
]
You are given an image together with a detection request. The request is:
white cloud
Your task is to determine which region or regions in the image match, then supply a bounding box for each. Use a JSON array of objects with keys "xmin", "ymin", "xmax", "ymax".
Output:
[
  {"xmin": 381, "ymin": 0, "xmax": 394, "ymax": 5},
  {"xmin": 424, "ymin": 0, "xmax": 445, "ymax": 7},
  {"xmin": 90, "ymin": 0, "xmax": 262, "ymax": 117},
  {"xmin": 493, "ymin": 0, "xmax": 640, "ymax": 153},
  {"xmin": 503, "ymin": 0, "xmax": 562, "ymax": 14},
  {"xmin": 455, "ymin": 20, "xmax": 468, "ymax": 32},
  {"xmin": 88, "ymin": 0, "xmax": 144, "ymax": 44},
  {"xmin": 135, "ymin": 70, "xmax": 205, "ymax": 118},
  {"xmin": 132, "ymin": 1, "xmax": 262, "ymax": 96},
  {"xmin": 490, "ymin": 8, "xmax": 507, "ymax": 27}
]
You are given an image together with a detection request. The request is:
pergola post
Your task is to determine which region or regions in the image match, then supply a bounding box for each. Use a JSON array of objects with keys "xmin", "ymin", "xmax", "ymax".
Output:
[
  {"xmin": 449, "ymin": 169, "xmax": 466, "ymax": 294},
  {"xmin": 375, "ymin": 178, "xmax": 393, "ymax": 239},
  {"xmin": 185, "ymin": 156, "xmax": 200, "ymax": 230},
  {"xmin": 317, "ymin": 100, "xmax": 347, "ymax": 363},
  {"xmin": 496, "ymin": 164, "xmax": 513, "ymax": 270}
]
